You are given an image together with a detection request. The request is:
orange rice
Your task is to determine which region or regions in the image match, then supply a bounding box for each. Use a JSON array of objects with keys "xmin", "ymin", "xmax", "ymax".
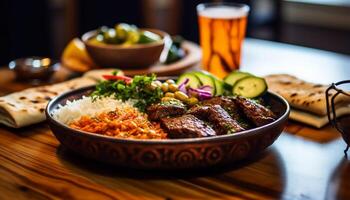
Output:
[{"xmin": 69, "ymin": 106, "xmax": 167, "ymax": 139}]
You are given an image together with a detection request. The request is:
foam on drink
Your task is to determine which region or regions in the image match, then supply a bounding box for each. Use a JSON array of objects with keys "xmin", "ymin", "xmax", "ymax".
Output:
[{"xmin": 198, "ymin": 6, "xmax": 248, "ymax": 19}]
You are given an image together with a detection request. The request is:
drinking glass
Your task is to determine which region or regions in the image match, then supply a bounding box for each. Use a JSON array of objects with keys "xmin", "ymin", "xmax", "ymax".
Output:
[{"xmin": 197, "ymin": 2, "xmax": 249, "ymax": 78}]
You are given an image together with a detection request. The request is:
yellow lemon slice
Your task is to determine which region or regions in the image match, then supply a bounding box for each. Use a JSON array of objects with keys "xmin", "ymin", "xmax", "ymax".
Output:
[{"xmin": 61, "ymin": 38, "xmax": 96, "ymax": 72}]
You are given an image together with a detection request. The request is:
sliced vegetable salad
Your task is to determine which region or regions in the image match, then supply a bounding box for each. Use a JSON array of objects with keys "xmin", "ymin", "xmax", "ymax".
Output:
[
  {"xmin": 177, "ymin": 70, "xmax": 267, "ymax": 98},
  {"xmin": 91, "ymin": 70, "xmax": 267, "ymax": 112}
]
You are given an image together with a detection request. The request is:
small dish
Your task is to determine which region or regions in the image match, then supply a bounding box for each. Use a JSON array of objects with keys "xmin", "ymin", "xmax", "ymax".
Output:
[
  {"xmin": 46, "ymin": 86, "xmax": 290, "ymax": 169},
  {"xmin": 82, "ymin": 29, "xmax": 170, "ymax": 69},
  {"xmin": 8, "ymin": 57, "xmax": 59, "ymax": 82}
]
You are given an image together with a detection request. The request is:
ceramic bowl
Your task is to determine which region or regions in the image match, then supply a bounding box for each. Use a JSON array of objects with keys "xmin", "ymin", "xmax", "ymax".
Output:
[
  {"xmin": 46, "ymin": 86, "xmax": 290, "ymax": 169},
  {"xmin": 82, "ymin": 29, "xmax": 170, "ymax": 69}
]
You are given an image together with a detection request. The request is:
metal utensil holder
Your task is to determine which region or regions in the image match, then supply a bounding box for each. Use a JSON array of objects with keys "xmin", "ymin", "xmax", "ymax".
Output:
[{"xmin": 326, "ymin": 80, "xmax": 350, "ymax": 155}]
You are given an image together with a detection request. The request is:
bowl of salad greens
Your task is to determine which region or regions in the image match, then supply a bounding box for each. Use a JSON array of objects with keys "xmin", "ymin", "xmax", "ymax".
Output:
[{"xmin": 82, "ymin": 23, "xmax": 171, "ymax": 68}]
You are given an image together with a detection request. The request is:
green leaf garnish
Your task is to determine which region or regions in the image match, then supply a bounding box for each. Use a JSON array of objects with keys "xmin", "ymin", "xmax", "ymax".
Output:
[{"xmin": 91, "ymin": 74, "xmax": 163, "ymax": 112}]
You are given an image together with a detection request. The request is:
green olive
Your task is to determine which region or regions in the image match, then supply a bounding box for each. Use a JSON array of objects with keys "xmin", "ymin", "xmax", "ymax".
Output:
[
  {"xmin": 165, "ymin": 92, "xmax": 175, "ymax": 98},
  {"xmin": 138, "ymin": 31, "xmax": 161, "ymax": 44},
  {"xmin": 97, "ymin": 26, "xmax": 109, "ymax": 35},
  {"xmin": 166, "ymin": 79, "xmax": 175, "ymax": 84},
  {"xmin": 89, "ymin": 37, "xmax": 104, "ymax": 45},
  {"xmin": 115, "ymin": 23, "xmax": 131, "ymax": 42},
  {"xmin": 103, "ymin": 29, "xmax": 118, "ymax": 44},
  {"xmin": 161, "ymin": 82, "xmax": 169, "ymax": 92},
  {"xmin": 187, "ymin": 97, "xmax": 199, "ymax": 105},
  {"xmin": 123, "ymin": 29, "xmax": 140, "ymax": 45},
  {"xmin": 161, "ymin": 97, "xmax": 176, "ymax": 102},
  {"xmin": 168, "ymin": 83, "xmax": 179, "ymax": 92},
  {"xmin": 174, "ymin": 91, "xmax": 189, "ymax": 102},
  {"xmin": 95, "ymin": 34, "xmax": 104, "ymax": 42}
]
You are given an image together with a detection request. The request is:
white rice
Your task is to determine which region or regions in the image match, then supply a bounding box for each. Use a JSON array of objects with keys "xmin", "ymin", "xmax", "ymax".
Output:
[{"xmin": 51, "ymin": 96, "xmax": 136, "ymax": 124}]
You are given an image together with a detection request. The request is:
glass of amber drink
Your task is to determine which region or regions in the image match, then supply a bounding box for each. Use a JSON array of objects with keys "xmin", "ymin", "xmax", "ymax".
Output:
[{"xmin": 197, "ymin": 3, "xmax": 249, "ymax": 78}]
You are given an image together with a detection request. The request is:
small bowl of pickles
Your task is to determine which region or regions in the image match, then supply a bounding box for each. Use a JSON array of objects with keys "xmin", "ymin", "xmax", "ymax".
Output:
[{"xmin": 82, "ymin": 23, "xmax": 170, "ymax": 68}]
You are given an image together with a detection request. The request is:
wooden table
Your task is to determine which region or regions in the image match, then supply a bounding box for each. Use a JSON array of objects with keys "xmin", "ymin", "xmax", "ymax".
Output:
[{"xmin": 0, "ymin": 38, "xmax": 350, "ymax": 200}]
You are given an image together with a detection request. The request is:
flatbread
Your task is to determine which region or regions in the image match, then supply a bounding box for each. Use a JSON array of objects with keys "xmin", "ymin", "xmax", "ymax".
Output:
[
  {"xmin": 0, "ymin": 69, "xmax": 126, "ymax": 128},
  {"xmin": 290, "ymin": 105, "xmax": 350, "ymax": 128},
  {"xmin": 265, "ymin": 74, "xmax": 350, "ymax": 116},
  {"xmin": 83, "ymin": 69, "xmax": 124, "ymax": 81},
  {"xmin": 0, "ymin": 77, "xmax": 95, "ymax": 128}
]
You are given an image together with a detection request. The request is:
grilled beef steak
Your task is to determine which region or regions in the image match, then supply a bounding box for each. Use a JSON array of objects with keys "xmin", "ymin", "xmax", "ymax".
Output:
[
  {"xmin": 201, "ymin": 96, "xmax": 253, "ymax": 129},
  {"xmin": 147, "ymin": 100, "xmax": 186, "ymax": 121},
  {"xmin": 201, "ymin": 97, "xmax": 240, "ymax": 119},
  {"xmin": 188, "ymin": 105, "xmax": 245, "ymax": 135},
  {"xmin": 235, "ymin": 96, "xmax": 276, "ymax": 126},
  {"xmin": 187, "ymin": 105, "xmax": 209, "ymax": 119},
  {"xmin": 161, "ymin": 114, "xmax": 216, "ymax": 138}
]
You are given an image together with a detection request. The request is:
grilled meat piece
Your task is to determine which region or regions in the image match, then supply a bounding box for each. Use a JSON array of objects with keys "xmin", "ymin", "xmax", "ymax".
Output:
[
  {"xmin": 187, "ymin": 105, "xmax": 209, "ymax": 119},
  {"xmin": 188, "ymin": 105, "xmax": 245, "ymax": 135},
  {"xmin": 147, "ymin": 100, "xmax": 186, "ymax": 121},
  {"xmin": 201, "ymin": 96, "xmax": 253, "ymax": 129},
  {"xmin": 201, "ymin": 96, "xmax": 240, "ymax": 119},
  {"xmin": 161, "ymin": 114, "xmax": 216, "ymax": 138},
  {"xmin": 235, "ymin": 96, "xmax": 276, "ymax": 126}
]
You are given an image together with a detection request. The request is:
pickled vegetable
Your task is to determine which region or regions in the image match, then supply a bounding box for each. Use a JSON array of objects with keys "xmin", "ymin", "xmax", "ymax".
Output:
[
  {"xmin": 103, "ymin": 29, "xmax": 119, "ymax": 44},
  {"xmin": 168, "ymin": 83, "xmax": 179, "ymax": 92},
  {"xmin": 165, "ymin": 92, "xmax": 175, "ymax": 98},
  {"xmin": 187, "ymin": 97, "xmax": 199, "ymax": 105},
  {"xmin": 174, "ymin": 91, "xmax": 189, "ymax": 101},
  {"xmin": 166, "ymin": 79, "xmax": 175, "ymax": 84},
  {"xmin": 89, "ymin": 23, "xmax": 161, "ymax": 46},
  {"xmin": 139, "ymin": 31, "xmax": 161, "ymax": 44},
  {"xmin": 161, "ymin": 83, "xmax": 169, "ymax": 92},
  {"xmin": 115, "ymin": 23, "xmax": 132, "ymax": 41}
]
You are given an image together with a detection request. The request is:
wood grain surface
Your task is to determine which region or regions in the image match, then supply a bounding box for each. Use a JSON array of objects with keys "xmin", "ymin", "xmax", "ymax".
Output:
[{"xmin": 0, "ymin": 39, "xmax": 350, "ymax": 200}]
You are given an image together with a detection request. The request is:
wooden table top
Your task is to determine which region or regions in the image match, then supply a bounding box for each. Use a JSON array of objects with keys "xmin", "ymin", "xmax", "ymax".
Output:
[{"xmin": 0, "ymin": 38, "xmax": 350, "ymax": 200}]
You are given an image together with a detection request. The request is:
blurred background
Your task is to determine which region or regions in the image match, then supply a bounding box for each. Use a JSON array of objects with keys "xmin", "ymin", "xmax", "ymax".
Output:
[{"xmin": 0, "ymin": 0, "xmax": 350, "ymax": 66}]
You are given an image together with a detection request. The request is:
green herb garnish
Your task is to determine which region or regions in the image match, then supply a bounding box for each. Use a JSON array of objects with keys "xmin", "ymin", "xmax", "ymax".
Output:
[{"xmin": 91, "ymin": 74, "xmax": 163, "ymax": 112}]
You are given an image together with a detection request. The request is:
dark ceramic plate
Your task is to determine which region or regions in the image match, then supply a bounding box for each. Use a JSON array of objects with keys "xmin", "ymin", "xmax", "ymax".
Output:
[{"xmin": 46, "ymin": 86, "xmax": 290, "ymax": 169}]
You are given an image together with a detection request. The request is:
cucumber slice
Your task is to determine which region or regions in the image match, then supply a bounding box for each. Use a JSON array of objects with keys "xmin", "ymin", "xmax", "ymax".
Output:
[
  {"xmin": 224, "ymin": 71, "xmax": 252, "ymax": 86},
  {"xmin": 196, "ymin": 70, "xmax": 224, "ymax": 96},
  {"xmin": 232, "ymin": 76, "xmax": 267, "ymax": 98},
  {"xmin": 213, "ymin": 78, "xmax": 224, "ymax": 95},
  {"xmin": 192, "ymin": 71, "xmax": 216, "ymax": 94},
  {"xmin": 177, "ymin": 73, "xmax": 201, "ymax": 89}
]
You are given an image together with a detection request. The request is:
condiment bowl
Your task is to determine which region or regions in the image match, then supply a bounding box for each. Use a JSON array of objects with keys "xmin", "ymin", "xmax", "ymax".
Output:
[
  {"xmin": 8, "ymin": 57, "xmax": 58, "ymax": 82},
  {"xmin": 46, "ymin": 86, "xmax": 290, "ymax": 169},
  {"xmin": 82, "ymin": 29, "xmax": 170, "ymax": 69}
]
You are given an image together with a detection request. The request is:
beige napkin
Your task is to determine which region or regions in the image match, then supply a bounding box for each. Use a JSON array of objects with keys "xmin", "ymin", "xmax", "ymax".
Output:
[
  {"xmin": 0, "ymin": 69, "xmax": 122, "ymax": 128},
  {"xmin": 265, "ymin": 74, "xmax": 350, "ymax": 128}
]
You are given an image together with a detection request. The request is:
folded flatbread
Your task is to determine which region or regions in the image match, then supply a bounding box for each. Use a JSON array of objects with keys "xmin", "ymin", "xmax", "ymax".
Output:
[
  {"xmin": 265, "ymin": 74, "xmax": 350, "ymax": 128},
  {"xmin": 0, "ymin": 77, "xmax": 95, "ymax": 128},
  {"xmin": 0, "ymin": 68, "xmax": 126, "ymax": 128},
  {"xmin": 265, "ymin": 74, "xmax": 350, "ymax": 116},
  {"xmin": 290, "ymin": 105, "xmax": 350, "ymax": 128}
]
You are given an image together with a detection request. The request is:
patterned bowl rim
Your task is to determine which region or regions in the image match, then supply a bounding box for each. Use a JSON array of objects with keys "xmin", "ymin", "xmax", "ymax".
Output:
[{"xmin": 46, "ymin": 85, "xmax": 290, "ymax": 144}]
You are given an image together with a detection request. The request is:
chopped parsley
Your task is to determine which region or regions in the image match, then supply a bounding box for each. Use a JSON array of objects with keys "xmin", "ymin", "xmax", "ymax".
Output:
[{"xmin": 91, "ymin": 74, "xmax": 164, "ymax": 112}]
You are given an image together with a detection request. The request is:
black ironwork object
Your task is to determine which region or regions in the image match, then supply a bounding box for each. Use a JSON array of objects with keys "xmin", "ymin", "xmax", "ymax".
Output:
[{"xmin": 326, "ymin": 80, "xmax": 350, "ymax": 156}]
